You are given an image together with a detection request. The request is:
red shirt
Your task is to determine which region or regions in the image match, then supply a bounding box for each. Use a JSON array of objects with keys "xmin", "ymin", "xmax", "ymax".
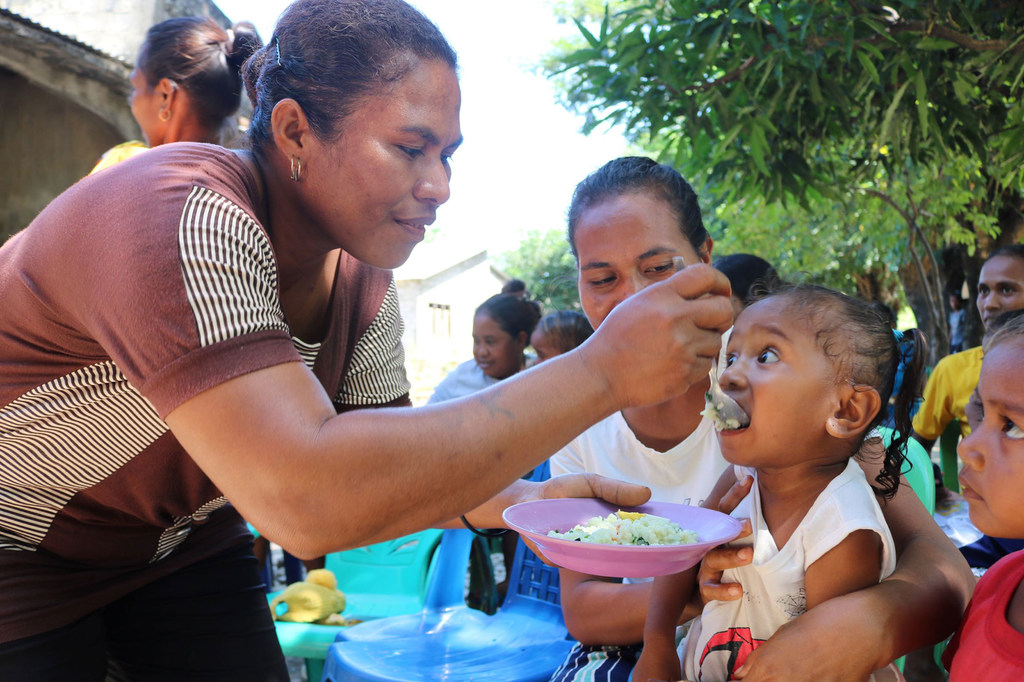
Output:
[{"xmin": 945, "ymin": 550, "xmax": 1024, "ymax": 679}]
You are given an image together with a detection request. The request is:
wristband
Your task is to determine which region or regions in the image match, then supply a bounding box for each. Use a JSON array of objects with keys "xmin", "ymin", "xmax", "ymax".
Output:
[{"xmin": 459, "ymin": 515, "xmax": 508, "ymax": 537}]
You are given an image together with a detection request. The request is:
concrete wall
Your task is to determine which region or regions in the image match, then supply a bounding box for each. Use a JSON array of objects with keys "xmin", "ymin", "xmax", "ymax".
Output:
[
  {"xmin": 0, "ymin": 66, "xmax": 125, "ymax": 238},
  {"xmin": 3, "ymin": 0, "xmax": 229, "ymax": 60},
  {"xmin": 0, "ymin": 0, "xmax": 246, "ymax": 240}
]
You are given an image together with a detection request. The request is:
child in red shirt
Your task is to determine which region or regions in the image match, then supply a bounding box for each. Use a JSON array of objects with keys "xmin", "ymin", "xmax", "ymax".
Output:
[{"xmin": 943, "ymin": 314, "xmax": 1024, "ymax": 678}]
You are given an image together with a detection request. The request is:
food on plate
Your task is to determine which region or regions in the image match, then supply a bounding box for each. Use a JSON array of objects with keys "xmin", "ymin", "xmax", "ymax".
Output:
[{"xmin": 547, "ymin": 509, "xmax": 698, "ymax": 546}]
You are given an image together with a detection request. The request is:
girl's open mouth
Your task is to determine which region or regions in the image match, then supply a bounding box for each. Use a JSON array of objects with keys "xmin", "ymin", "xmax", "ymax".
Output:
[{"xmin": 701, "ymin": 393, "xmax": 750, "ymax": 432}]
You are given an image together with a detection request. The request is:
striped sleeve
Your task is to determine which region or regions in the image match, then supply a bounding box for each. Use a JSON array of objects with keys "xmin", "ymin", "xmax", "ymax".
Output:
[
  {"xmin": 178, "ymin": 186, "xmax": 289, "ymax": 346},
  {"xmin": 134, "ymin": 186, "xmax": 299, "ymax": 416},
  {"xmin": 336, "ymin": 280, "xmax": 411, "ymax": 406}
]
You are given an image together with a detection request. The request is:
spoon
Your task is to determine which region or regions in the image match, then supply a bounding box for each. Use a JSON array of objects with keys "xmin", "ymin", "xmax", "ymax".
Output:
[{"xmin": 671, "ymin": 257, "xmax": 750, "ymax": 431}]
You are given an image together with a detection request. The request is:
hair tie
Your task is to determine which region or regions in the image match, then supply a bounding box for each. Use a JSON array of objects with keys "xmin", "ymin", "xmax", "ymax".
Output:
[
  {"xmin": 892, "ymin": 329, "xmax": 904, "ymax": 342},
  {"xmin": 225, "ymin": 28, "xmax": 235, "ymax": 48}
]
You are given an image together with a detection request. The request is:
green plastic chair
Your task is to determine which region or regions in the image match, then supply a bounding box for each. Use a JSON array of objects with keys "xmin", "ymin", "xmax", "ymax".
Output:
[
  {"xmin": 876, "ymin": 426, "xmax": 938, "ymax": 674},
  {"xmin": 270, "ymin": 529, "xmax": 444, "ymax": 682},
  {"xmin": 938, "ymin": 419, "xmax": 962, "ymax": 492},
  {"xmin": 876, "ymin": 426, "xmax": 936, "ymax": 515}
]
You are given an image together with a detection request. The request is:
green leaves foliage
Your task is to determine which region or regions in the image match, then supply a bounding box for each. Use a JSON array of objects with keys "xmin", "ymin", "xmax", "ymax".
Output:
[
  {"xmin": 553, "ymin": 0, "xmax": 1022, "ymax": 200},
  {"xmin": 546, "ymin": 0, "xmax": 1024, "ymax": 357},
  {"xmin": 496, "ymin": 230, "xmax": 582, "ymax": 313}
]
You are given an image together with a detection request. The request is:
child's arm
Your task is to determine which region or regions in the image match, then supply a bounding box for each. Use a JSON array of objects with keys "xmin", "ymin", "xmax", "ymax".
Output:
[
  {"xmin": 803, "ymin": 529, "xmax": 884, "ymax": 610},
  {"xmin": 706, "ymin": 463, "xmax": 972, "ymax": 680},
  {"xmin": 635, "ymin": 468, "xmax": 749, "ymax": 681},
  {"xmin": 634, "ymin": 567, "xmax": 699, "ymax": 682}
]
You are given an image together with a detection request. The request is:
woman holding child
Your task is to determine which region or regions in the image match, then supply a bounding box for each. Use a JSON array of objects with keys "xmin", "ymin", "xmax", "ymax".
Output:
[{"xmin": 550, "ymin": 156, "xmax": 974, "ymax": 681}]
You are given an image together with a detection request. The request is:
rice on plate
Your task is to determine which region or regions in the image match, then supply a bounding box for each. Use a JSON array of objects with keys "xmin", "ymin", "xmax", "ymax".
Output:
[{"xmin": 548, "ymin": 510, "xmax": 698, "ymax": 546}]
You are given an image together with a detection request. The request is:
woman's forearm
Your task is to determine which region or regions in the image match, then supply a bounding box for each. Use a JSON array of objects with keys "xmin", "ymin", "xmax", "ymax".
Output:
[
  {"xmin": 737, "ymin": 470, "xmax": 973, "ymax": 679},
  {"xmin": 871, "ymin": 530, "xmax": 973, "ymax": 662},
  {"xmin": 736, "ymin": 545, "xmax": 971, "ymax": 682},
  {"xmin": 560, "ymin": 572, "xmax": 654, "ymax": 644},
  {"xmin": 172, "ymin": 350, "xmax": 620, "ymax": 557}
]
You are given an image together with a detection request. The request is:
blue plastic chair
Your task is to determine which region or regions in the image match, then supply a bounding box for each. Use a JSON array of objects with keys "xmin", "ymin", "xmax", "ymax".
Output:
[
  {"xmin": 321, "ymin": 528, "xmax": 573, "ymax": 682},
  {"xmin": 271, "ymin": 529, "xmax": 443, "ymax": 682}
]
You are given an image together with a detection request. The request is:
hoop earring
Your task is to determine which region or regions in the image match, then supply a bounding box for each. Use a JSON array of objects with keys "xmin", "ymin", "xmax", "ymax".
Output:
[
  {"xmin": 290, "ymin": 156, "xmax": 303, "ymax": 182},
  {"xmin": 159, "ymin": 108, "xmax": 171, "ymax": 122}
]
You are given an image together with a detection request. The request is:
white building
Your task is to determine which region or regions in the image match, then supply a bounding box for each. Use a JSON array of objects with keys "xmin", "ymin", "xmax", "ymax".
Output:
[{"xmin": 394, "ymin": 239, "xmax": 508, "ymax": 405}]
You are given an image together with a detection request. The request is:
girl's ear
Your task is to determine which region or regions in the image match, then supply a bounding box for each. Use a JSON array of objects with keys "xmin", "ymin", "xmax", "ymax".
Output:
[{"xmin": 826, "ymin": 385, "xmax": 881, "ymax": 439}]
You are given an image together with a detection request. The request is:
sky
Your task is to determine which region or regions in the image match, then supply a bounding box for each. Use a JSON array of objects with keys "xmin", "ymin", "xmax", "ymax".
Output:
[{"xmin": 212, "ymin": 0, "xmax": 629, "ymax": 258}]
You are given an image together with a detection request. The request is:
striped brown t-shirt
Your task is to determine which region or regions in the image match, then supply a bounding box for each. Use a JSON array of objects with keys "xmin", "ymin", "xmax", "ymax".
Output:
[{"xmin": 0, "ymin": 143, "xmax": 410, "ymax": 641}]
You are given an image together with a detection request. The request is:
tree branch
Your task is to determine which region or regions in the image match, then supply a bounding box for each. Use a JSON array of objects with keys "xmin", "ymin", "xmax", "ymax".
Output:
[
  {"xmin": 889, "ymin": 20, "xmax": 1023, "ymax": 53},
  {"xmin": 861, "ymin": 187, "xmax": 912, "ymax": 224},
  {"xmin": 861, "ymin": 186, "xmax": 947, "ymax": 347},
  {"xmin": 904, "ymin": 184, "xmax": 949, "ymax": 347}
]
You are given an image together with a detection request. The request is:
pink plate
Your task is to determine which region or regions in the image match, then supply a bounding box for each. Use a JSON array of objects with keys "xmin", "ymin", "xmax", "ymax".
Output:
[{"xmin": 503, "ymin": 498, "xmax": 743, "ymax": 578}]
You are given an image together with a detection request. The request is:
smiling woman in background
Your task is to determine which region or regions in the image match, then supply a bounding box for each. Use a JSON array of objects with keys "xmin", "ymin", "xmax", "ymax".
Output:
[{"xmin": 428, "ymin": 293, "xmax": 542, "ymax": 404}]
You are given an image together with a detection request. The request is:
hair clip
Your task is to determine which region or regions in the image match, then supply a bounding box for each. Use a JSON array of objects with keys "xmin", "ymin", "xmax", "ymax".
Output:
[{"xmin": 271, "ymin": 35, "xmax": 282, "ymax": 66}]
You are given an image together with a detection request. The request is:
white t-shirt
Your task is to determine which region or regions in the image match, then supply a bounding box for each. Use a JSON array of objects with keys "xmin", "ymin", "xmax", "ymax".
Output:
[
  {"xmin": 427, "ymin": 359, "xmax": 498, "ymax": 404},
  {"xmin": 550, "ymin": 410, "xmax": 728, "ymax": 508},
  {"xmin": 681, "ymin": 459, "xmax": 896, "ymax": 681}
]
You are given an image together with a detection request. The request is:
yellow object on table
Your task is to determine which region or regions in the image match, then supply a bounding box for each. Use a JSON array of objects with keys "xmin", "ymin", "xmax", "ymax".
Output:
[{"xmin": 269, "ymin": 569, "xmax": 347, "ymax": 624}]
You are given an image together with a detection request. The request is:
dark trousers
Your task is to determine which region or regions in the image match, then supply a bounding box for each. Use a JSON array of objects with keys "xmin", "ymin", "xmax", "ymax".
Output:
[{"xmin": 0, "ymin": 541, "xmax": 289, "ymax": 682}]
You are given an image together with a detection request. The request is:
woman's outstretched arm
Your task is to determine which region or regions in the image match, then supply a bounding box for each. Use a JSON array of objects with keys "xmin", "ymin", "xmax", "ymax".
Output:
[{"xmin": 168, "ymin": 264, "xmax": 733, "ymax": 558}]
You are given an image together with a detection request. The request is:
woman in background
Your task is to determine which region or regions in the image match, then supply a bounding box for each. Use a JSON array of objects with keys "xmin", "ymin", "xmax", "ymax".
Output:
[
  {"xmin": 91, "ymin": 17, "xmax": 262, "ymax": 172},
  {"xmin": 530, "ymin": 310, "xmax": 594, "ymax": 364},
  {"xmin": 428, "ymin": 293, "xmax": 542, "ymax": 403}
]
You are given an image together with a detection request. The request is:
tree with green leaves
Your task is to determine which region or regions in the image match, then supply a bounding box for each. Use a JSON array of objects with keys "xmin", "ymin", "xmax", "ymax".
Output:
[
  {"xmin": 496, "ymin": 229, "xmax": 582, "ymax": 313},
  {"xmin": 548, "ymin": 0, "xmax": 1024, "ymax": 362}
]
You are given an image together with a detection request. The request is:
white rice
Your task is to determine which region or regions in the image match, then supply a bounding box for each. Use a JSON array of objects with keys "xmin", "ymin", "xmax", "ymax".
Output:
[{"xmin": 547, "ymin": 511, "xmax": 698, "ymax": 546}]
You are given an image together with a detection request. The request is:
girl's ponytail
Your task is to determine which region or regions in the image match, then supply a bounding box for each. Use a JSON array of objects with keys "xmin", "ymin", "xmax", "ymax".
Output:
[{"xmin": 877, "ymin": 328, "xmax": 927, "ymax": 499}]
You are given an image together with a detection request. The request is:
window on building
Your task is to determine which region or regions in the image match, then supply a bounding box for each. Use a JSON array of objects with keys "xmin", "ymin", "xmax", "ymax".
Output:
[{"xmin": 429, "ymin": 302, "xmax": 451, "ymax": 339}]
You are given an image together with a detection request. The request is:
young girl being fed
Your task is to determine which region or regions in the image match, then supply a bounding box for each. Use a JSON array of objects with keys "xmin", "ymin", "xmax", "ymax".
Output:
[
  {"xmin": 634, "ymin": 284, "xmax": 925, "ymax": 682},
  {"xmin": 942, "ymin": 313, "xmax": 1024, "ymax": 678}
]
